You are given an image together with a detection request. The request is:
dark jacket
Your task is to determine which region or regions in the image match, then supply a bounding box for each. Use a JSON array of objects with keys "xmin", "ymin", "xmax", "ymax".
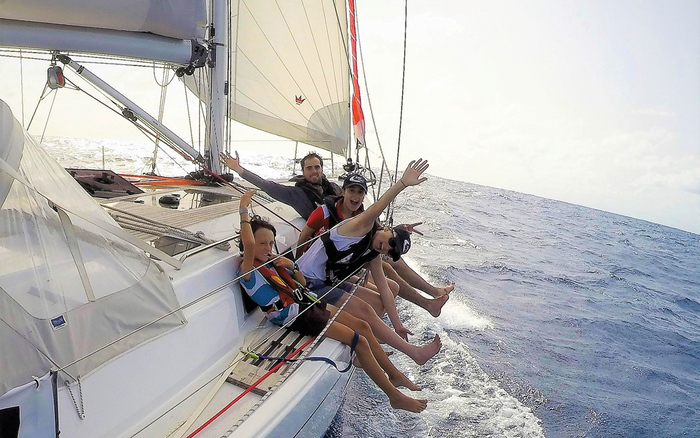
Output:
[{"xmin": 238, "ymin": 168, "xmax": 341, "ymax": 219}]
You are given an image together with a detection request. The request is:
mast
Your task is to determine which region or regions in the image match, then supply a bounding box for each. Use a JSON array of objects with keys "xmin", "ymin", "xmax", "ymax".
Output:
[{"xmin": 205, "ymin": 0, "xmax": 228, "ymax": 175}]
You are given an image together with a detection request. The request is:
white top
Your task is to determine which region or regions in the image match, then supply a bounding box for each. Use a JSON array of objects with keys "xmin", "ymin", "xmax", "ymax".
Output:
[{"xmin": 297, "ymin": 228, "xmax": 364, "ymax": 281}]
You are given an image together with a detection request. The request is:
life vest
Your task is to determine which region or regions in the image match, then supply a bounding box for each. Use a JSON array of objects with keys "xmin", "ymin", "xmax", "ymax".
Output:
[
  {"xmin": 253, "ymin": 260, "xmax": 298, "ymax": 312},
  {"xmin": 321, "ymin": 195, "xmax": 365, "ymax": 229},
  {"xmin": 322, "ymin": 196, "xmax": 343, "ymax": 227},
  {"xmin": 295, "ymin": 176, "xmax": 340, "ymax": 206},
  {"xmin": 320, "ymin": 226, "xmax": 379, "ymax": 285}
]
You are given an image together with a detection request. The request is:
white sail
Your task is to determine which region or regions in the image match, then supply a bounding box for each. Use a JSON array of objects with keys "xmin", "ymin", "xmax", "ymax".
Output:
[{"xmin": 185, "ymin": 0, "xmax": 351, "ymax": 156}]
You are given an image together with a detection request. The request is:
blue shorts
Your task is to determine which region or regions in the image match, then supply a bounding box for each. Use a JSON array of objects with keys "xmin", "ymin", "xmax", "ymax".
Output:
[{"xmin": 305, "ymin": 278, "xmax": 354, "ymax": 305}]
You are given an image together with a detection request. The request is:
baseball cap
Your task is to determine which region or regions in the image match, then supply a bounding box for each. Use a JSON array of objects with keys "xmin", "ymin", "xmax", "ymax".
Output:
[
  {"xmin": 388, "ymin": 227, "xmax": 411, "ymax": 261},
  {"xmin": 342, "ymin": 173, "xmax": 368, "ymax": 192}
]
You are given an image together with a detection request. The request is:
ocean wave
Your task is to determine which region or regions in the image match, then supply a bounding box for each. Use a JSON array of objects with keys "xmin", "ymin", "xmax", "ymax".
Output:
[{"xmin": 676, "ymin": 297, "xmax": 700, "ymax": 313}]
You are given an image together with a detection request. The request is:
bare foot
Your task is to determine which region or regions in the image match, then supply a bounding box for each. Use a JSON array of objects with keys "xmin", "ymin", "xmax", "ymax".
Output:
[
  {"xmin": 389, "ymin": 394, "xmax": 428, "ymax": 413},
  {"xmin": 389, "ymin": 372, "xmax": 422, "ymax": 391},
  {"xmin": 409, "ymin": 334, "xmax": 441, "ymax": 366},
  {"xmin": 426, "ymin": 294, "xmax": 450, "ymax": 317},
  {"xmin": 432, "ymin": 282, "xmax": 455, "ymax": 298}
]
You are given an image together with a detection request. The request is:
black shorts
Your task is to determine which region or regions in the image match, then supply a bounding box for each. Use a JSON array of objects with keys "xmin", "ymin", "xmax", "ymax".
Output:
[{"xmin": 288, "ymin": 301, "xmax": 332, "ymax": 337}]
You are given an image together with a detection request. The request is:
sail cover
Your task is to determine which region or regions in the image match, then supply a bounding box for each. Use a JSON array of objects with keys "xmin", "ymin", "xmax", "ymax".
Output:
[
  {"xmin": 0, "ymin": 100, "xmax": 185, "ymax": 396},
  {"xmin": 0, "ymin": 0, "xmax": 206, "ymax": 41}
]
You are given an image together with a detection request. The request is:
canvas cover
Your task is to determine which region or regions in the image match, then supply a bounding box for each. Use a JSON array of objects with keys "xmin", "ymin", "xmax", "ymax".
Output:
[
  {"xmin": 0, "ymin": 0, "xmax": 206, "ymax": 41},
  {"xmin": 0, "ymin": 100, "xmax": 185, "ymax": 396}
]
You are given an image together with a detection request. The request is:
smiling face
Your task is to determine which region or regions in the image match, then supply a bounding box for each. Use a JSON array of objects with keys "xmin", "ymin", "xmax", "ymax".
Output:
[
  {"xmin": 371, "ymin": 227, "xmax": 394, "ymax": 255},
  {"xmin": 342, "ymin": 186, "xmax": 366, "ymax": 213},
  {"xmin": 253, "ymin": 227, "xmax": 276, "ymax": 263},
  {"xmin": 302, "ymin": 157, "xmax": 323, "ymax": 185}
]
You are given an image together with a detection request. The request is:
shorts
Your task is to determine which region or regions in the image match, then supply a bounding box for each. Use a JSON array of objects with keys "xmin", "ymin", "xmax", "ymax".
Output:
[
  {"xmin": 304, "ymin": 277, "xmax": 354, "ymax": 305},
  {"xmin": 288, "ymin": 301, "xmax": 331, "ymax": 337}
]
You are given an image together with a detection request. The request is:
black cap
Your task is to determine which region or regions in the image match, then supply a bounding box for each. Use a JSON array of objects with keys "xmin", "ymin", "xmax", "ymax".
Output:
[
  {"xmin": 342, "ymin": 173, "xmax": 368, "ymax": 192},
  {"xmin": 388, "ymin": 227, "xmax": 411, "ymax": 261}
]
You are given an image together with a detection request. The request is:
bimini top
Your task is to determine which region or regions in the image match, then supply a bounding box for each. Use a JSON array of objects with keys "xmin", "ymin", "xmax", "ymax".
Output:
[{"xmin": 0, "ymin": 100, "xmax": 185, "ymax": 396}]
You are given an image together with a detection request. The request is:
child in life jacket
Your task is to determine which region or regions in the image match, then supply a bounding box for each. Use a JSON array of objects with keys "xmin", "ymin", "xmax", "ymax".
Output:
[{"xmin": 237, "ymin": 190, "xmax": 427, "ymax": 412}]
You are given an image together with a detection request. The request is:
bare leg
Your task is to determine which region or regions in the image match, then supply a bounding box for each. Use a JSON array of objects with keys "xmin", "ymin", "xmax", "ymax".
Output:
[
  {"xmin": 351, "ymin": 285, "xmax": 385, "ymax": 316},
  {"xmin": 387, "ymin": 258, "xmax": 455, "ymax": 297},
  {"xmin": 360, "ymin": 276, "xmax": 400, "ymax": 298},
  {"xmin": 324, "ymin": 307, "xmax": 427, "ymax": 412},
  {"xmin": 369, "ymin": 262, "xmax": 449, "ymax": 318},
  {"xmin": 334, "ymin": 293, "xmax": 441, "ymax": 365}
]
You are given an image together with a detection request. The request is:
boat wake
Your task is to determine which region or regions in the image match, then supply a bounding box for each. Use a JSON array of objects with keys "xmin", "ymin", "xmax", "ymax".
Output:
[{"xmin": 330, "ymin": 276, "xmax": 544, "ymax": 438}]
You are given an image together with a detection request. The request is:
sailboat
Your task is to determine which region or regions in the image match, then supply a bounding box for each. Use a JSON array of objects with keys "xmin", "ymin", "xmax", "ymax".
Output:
[{"xmin": 0, "ymin": 1, "xmax": 382, "ymax": 436}]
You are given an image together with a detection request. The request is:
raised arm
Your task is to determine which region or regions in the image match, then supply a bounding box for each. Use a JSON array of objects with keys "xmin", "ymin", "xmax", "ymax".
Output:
[
  {"xmin": 342, "ymin": 159, "xmax": 429, "ymax": 236},
  {"xmin": 221, "ymin": 150, "xmax": 316, "ymax": 218},
  {"xmin": 296, "ymin": 225, "xmax": 316, "ymax": 258},
  {"xmin": 221, "ymin": 151, "xmax": 294, "ymax": 200},
  {"xmin": 239, "ymin": 190, "xmax": 256, "ymax": 281},
  {"xmin": 295, "ymin": 206, "xmax": 325, "ymax": 257}
]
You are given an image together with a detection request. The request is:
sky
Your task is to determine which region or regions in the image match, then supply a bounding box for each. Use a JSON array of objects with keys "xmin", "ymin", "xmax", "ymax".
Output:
[
  {"xmin": 355, "ymin": 0, "xmax": 700, "ymax": 235},
  {"xmin": 1, "ymin": 0, "xmax": 699, "ymax": 234}
]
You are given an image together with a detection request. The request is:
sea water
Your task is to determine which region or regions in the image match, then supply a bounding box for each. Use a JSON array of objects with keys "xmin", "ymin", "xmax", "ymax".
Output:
[{"xmin": 43, "ymin": 138, "xmax": 700, "ymax": 437}]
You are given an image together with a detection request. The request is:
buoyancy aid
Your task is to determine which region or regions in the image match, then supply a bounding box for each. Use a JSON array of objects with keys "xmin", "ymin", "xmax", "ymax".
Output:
[
  {"xmin": 320, "ymin": 226, "xmax": 379, "ymax": 285},
  {"xmin": 322, "ymin": 195, "xmax": 365, "ymax": 229},
  {"xmin": 322, "ymin": 196, "xmax": 344, "ymax": 228},
  {"xmin": 294, "ymin": 176, "xmax": 340, "ymax": 206},
  {"xmin": 254, "ymin": 260, "xmax": 298, "ymax": 312}
]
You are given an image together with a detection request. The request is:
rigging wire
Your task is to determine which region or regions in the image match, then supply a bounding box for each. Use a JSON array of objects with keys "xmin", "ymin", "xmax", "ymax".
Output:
[
  {"xmin": 19, "ymin": 49, "xmax": 25, "ymax": 126},
  {"xmin": 353, "ymin": 0, "xmax": 394, "ymax": 196},
  {"xmin": 150, "ymin": 66, "xmax": 172, "ymax": 174},
  {"xmin": 39, "ymin": 89, "xmax": 58, "ymax": 144},
  {"xmin": 388, "ymin": 0, "xmax": 409, "ymax": 226},
  {"xmin": 26, "ymin": 83, "xmax": 50, "ymax": 130},
  {"xmin": 183, "ymin": 73, "xmax": 197, "ymax": 151}
]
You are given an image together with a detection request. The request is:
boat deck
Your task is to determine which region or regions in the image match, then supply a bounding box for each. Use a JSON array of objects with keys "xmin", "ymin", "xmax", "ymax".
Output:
[{"xmin": 227, "ymin": 328, "xmax": 314, "ymax": 396}]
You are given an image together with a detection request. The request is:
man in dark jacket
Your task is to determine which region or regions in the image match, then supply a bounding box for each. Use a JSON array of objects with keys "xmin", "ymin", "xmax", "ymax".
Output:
[{"xmin": 221, "ymin": 151, "xmax": 340, "ymax": 219}]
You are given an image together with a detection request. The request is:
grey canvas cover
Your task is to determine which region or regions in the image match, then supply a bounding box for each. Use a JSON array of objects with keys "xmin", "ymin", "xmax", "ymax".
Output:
[{"xmin": 0, "ymin": 101, "xmax": 185, "ymax": 396}]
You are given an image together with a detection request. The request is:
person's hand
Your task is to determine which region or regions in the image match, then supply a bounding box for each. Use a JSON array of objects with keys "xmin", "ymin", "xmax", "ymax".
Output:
[
  {"xmin": 395, "ymin": 323, "xmax": 413, "ymax": 341},
  {"xmin": 240, "ymin": 190, "xmax": 255, "ymax": 209},
  {"xmin": 220, "ymin": 151, "xmax": 243, "ymax": 173},
  {"xmin": 396, "ymin": 222, "xmax": 424, "ymax": 236},
  {"xmin": 399, "ymin": 159, "xmax": 429, "ymax": 187},
  {"xmin": 272, "ymin": 255, "xmax": 293, "ymax": 270}
]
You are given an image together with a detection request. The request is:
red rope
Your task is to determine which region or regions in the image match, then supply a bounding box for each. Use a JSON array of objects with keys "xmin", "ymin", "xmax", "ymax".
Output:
[{"xmin": 186, "ymin": 336, "xmax": 315, "ymax": 438}]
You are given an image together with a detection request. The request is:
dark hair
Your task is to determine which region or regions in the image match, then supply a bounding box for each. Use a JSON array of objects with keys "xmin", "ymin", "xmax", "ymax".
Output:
[
  {"xmin": 238, "ymin": 216, "xmax": 276, "ymax": 252},
  {"xmin": 301, "ymin": 152, "xmax": 323, "ymax": 169}
]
